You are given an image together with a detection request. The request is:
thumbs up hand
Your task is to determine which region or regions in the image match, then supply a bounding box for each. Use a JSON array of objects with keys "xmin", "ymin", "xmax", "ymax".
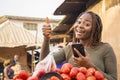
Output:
[{"xmin": 42, "ymin": 17, "xmax": 52, "ymax": 40}]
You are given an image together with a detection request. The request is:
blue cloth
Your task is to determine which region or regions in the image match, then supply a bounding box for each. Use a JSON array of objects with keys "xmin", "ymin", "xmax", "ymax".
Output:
[
  {"xmin": 7, "ymin": 67, "xmax": 14, "ymax": 79},
  {"xmin": 57, "ymin": 61, "xmax": 65, "ymax": 69}
]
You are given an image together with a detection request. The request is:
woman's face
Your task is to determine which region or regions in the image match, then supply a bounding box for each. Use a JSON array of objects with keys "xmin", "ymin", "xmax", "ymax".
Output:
[{"xmin": 74, "ymin": 13, "xmax": 92, "ymax": 40}]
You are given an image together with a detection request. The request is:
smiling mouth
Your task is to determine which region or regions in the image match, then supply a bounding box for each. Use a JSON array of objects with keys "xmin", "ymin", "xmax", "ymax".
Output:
[{"xmin": 76, "ymin": 29, "xmax": 85, "ymax": 34}]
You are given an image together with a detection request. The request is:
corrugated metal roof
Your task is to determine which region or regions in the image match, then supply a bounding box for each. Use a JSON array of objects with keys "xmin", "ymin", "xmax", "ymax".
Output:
[
  {"xmin": 0, "ymin": 20, "xmax": 41, "ymax": 47},
  {"xmin": 53, "ymin": 0, "xmax": 101, "ymax": 34},
  {"xmin": 0, "ymin": 15, "xmax": 60, "ymax": 24}
]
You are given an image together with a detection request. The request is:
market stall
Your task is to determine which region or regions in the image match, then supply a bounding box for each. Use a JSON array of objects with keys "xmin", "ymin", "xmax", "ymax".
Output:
[{"xmin": 0, "ymin": 20, "xmax": 41, "ymax": 72}]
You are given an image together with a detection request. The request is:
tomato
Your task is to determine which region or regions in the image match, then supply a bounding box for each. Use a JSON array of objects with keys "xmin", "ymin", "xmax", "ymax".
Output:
[
  {"xmin": 16, "ymin": 70, "xmax": 30, "ymax": 80},
  {"xmin": 27, "ymin": 76, "xmax": 38, "ymax": 80},
  {"xmin": 78, "ymin": 67, "xmax": 87, "ymax": 74},
  {"xmin": 13, "ymin": 70, "xmax": 33, "ymax": 80},
  {"xmin": 61, "ymin": 63, "xmax": 73, "ymax": 74},
  {"xmin": 16, "ymin": 79, "xmax": 23, "ymax": 80},
  {"xmin": 61, "ymin": 73, "xmax": 71, "ymax": 80},
  {"xmin": 86, "ymin": 71, "xmax": 93, "ymax": 77},
  {"xmin": 76, "ymin": 72, "xmax": 86, "ymax": 80},
  {"xmin": 50, "ymin": 76, "xmax": 60, "ymax": 80},
  {"xmin": 36, "ymin": 69, "xmax": 45, "ymax": 78},
  {"xmin": 94, "ymin": 71, "xmax": 104, "ymax": 80},
  {"xmin": 87, "ymin": 67, "xmax": 96, "ymax": 75},
  {"xmin": 53, "ymin": 68, "xmax": 62, "ymax": 74},
  {"xmin": 13, "ymin": 74, "xmax": 21, "ymax": 80},
  {"xmin": 69, "ymin": 67, "xmax": 79, "ymax": 78},
  {"xmin": 86, "ymin": 76, "xmax": 96, "ymax": 80}
]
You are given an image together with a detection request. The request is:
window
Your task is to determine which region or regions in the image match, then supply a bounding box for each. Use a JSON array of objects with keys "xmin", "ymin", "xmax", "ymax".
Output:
[{"xmin": 23, "ymin": 23, "xmax": 38, "ymax": 30}]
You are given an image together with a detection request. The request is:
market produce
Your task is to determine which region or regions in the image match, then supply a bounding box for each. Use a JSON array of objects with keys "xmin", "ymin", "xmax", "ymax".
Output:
[
  {"xmin": 61, "ymin": 63, "xmax": 73, "ymax": 74},
  {"xmin": 13, "ymin": 70, "xmax": 31, "ymax": 80},
  {"xmin": 50, "ymin": 76, "xmax": 60, "ymax": 80},
  {"xmin": 69, "ymin": 67, "xmax": 79, "ymax": 78},
  {"xmin": 13, "ymin": 63, "xmax": 107, "ymax": 80},
  {"xmin": 36, "ymin": 69, "xmax": 46, "ymax": 78},
  {"xmin": 54, "ymin": 63, "xmax": 107, "ymax": 80},
  {"xmin": 27, "ymin": 76, "xmax": 38, "ymax": 80}
]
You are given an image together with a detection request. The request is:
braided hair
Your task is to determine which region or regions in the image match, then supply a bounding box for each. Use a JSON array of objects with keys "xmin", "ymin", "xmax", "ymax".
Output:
[{"xmin": 73, "ymin": 11, "xmax": 103, "ymax": 47}]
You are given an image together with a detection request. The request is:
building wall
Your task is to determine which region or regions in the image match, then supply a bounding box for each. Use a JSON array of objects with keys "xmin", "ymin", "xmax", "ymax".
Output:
[
  {"xmin": 0, "ymin": 47, "xmax": 30, "ymax": 72},
  {"xmin": 88, "ymin": 0, "xmax": 120, "ymax": 79}
]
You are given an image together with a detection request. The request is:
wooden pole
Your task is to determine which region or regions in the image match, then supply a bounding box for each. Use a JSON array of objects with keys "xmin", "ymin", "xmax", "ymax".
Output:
[
  {"xmin": 63, "ymin": 37, "xmax": 66, "ymax": 47},
  {"xmin": 31, "ymin": 49, "xmax": 34, "ymax": 72}
]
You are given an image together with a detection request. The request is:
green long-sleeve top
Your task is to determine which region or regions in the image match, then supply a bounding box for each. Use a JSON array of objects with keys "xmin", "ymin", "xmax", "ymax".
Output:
[{"xmin": 40, "ymin": 39, "xmax": 117, "ymax": 80}]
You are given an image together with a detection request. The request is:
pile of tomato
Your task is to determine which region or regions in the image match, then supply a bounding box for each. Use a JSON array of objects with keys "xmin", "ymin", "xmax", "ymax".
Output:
[
  {"xmin": 13, "ymin": 63, "xmax": 107, "ymax": 80},
  {"xmin": 53, "ymin": 63, "xmax": 107, "ymax": 80}
]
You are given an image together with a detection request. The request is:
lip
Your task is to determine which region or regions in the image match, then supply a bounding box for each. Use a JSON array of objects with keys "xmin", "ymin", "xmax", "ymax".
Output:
[{"xmin": 76, "ymin": 29, "xmax": 85, "ymax": 34}]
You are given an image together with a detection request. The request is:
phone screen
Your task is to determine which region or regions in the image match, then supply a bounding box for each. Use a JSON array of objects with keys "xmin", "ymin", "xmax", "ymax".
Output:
[{"xmin": 72, "ymin": 43, "xmax": 85, "ymax": 57}]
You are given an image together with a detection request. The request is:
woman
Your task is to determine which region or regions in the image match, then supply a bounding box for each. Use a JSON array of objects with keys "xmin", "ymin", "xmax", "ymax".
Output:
[
  {"xmin": 3, "ymin": 59, "xmax": 15, "ymax": 80},
  {"xmin": 40, "ymin": 11, "xmax": 117, "ymax": 80},
  {"xmin": 11, "ymin": 54, "xmax": 21, "ymax": 75}
]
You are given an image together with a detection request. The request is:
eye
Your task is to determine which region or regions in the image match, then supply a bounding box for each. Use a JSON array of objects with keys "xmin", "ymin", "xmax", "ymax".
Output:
[
  {"xmin": 76, "ymin": 21, "xmax": 81, "ymax": 24},
  {"xmin": 85, "ymin": 23, "xmax": 91, "ymax": 27}
]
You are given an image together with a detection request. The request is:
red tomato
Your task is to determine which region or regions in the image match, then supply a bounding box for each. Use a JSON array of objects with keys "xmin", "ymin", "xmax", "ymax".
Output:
[
  {"xmin": 78, "ymin": 67, "xmax": 87, "ymax": 74},
  {"xmin": 76, "ymin": 72, "xmax": 86, "ymax": 80},
  {"xmin": 94, "ymin": 71, "xmax": 104, "ymax": 80},
  {"xmin": 18, "ymin": 70, "xmax": 30, "ymax": 80},
  {"xmin": 61, "ymin": 63, "xmax": 73, "ymax": 74},
  {"xmin": 86, "ymin": 71, "xmax": 93, "ymax": 77},
  {"xmin": 53, "ymin": 68, "xmax": 62, "ymax": 74},
  {"xmin": 16, "ymin": 79, "xmax": 23, "ymax": 80},
  {"xmin": 69, "ymin": 67, "xmax": 79, "ymax": 78},
  {"xmin": 87, "ymin": 67, "xmax": 96, "ymax": 75},
  {"xmin": 86, "ymin": 76, "xmax": 96, "ymax": 80},
  {"xmin": 27, "ymin": 76, "xmax": 38, "ymax": 80},
  {"xmin": 13, "ymin": 74, "xmax": 21, "ymax": 80},
  {"xmin": 50, "ymin": 76, "xmax": 60, "ymax": 80},
  {"xmin": 36, "ymin": 69, "xmax": 45, "ymax": 78},
  {"xmin": 61, "ymin": 73, "xmax": 71, "ymax": 80}
]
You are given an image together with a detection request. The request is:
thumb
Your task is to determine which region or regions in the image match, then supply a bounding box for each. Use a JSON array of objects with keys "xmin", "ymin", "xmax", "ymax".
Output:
[{"xmin": 46, "ymin": 17, "xmax": 50, "ymax": 24}]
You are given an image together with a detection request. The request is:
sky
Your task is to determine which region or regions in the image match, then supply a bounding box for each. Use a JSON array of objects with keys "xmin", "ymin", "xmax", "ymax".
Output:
[{"xmin": 0, "ymin": 0, "xmax": 65, "ymax": 19}]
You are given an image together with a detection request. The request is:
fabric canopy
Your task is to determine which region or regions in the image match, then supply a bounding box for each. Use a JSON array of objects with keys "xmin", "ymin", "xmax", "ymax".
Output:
[{"xmin": 0, "ymin": 20, "xmax": 41, "ymax": 47}]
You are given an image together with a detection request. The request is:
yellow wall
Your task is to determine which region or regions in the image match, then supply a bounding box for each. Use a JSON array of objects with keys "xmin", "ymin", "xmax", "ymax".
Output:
[{"xmin": 88, "ymin": 0, "xmax": 120, "ymax": 79}]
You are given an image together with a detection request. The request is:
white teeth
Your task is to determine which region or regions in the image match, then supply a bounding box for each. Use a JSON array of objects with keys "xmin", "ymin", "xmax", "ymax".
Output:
[{"xmin": 77, "ymin": 30, "xmax": 84, "ymax": 33}]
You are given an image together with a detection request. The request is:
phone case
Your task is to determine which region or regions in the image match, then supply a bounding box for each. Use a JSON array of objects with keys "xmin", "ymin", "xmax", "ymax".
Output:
[{"xmin": 72, "ymin": 43, "xmax": 85, "ymax": 57}]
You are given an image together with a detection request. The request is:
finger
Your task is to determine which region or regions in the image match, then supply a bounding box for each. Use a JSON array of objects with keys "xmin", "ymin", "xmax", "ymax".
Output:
[
  {"xmin": 43, "ymin": 23, "xmax": 51, "ymax": 27},
  {"xmin": 73, "ymin": 57, "xmax": 82, "ymax": 66},
  {"xmin": 74, "ymin": 48, "xmax": 83, "ymax": 57},
  {"xmin": 43, "ymin": 30, "xmax": 51, "ymax": 36},
  {"xmin": 73, "ymin": 56, "xmax": 78, "ymax": 63},
  {"xmin": 73, "ymin": 56, "xmax": 78, "ymax": 61},
  {"xmin": 42, "ymin": 27, "xmax": 51, "ymax": 32},
  {"xmin": 46, "ymin": 17, "xmax": 50, "ymax": 24}
]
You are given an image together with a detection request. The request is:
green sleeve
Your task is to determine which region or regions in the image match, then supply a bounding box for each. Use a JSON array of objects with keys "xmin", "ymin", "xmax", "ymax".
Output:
[
  {"xmin": 94, "ymin": 44, "xmax": 117, "ymax": 80},
  {"xmin": 53, "ymin": 48, "xmax": 66, "ymax": 64},
  {"xmin": 53, "ymin": 45, "xmax": 71, "ymax": 64}
]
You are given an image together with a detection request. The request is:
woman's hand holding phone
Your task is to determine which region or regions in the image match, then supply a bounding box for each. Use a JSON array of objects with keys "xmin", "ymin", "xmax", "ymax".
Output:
[
  {"xmin": 72, "ymin": 45, "xmax": 95, "ymax": 68},
  {"xmin": 72, "ymin": 43, "xmax": 85, "ymax": 57}
]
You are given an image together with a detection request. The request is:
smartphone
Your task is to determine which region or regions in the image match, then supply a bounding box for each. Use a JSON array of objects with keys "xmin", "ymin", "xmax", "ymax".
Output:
[{"xmin": 72, "ymin": 43, "xmax": 85, "ymax": 57}]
